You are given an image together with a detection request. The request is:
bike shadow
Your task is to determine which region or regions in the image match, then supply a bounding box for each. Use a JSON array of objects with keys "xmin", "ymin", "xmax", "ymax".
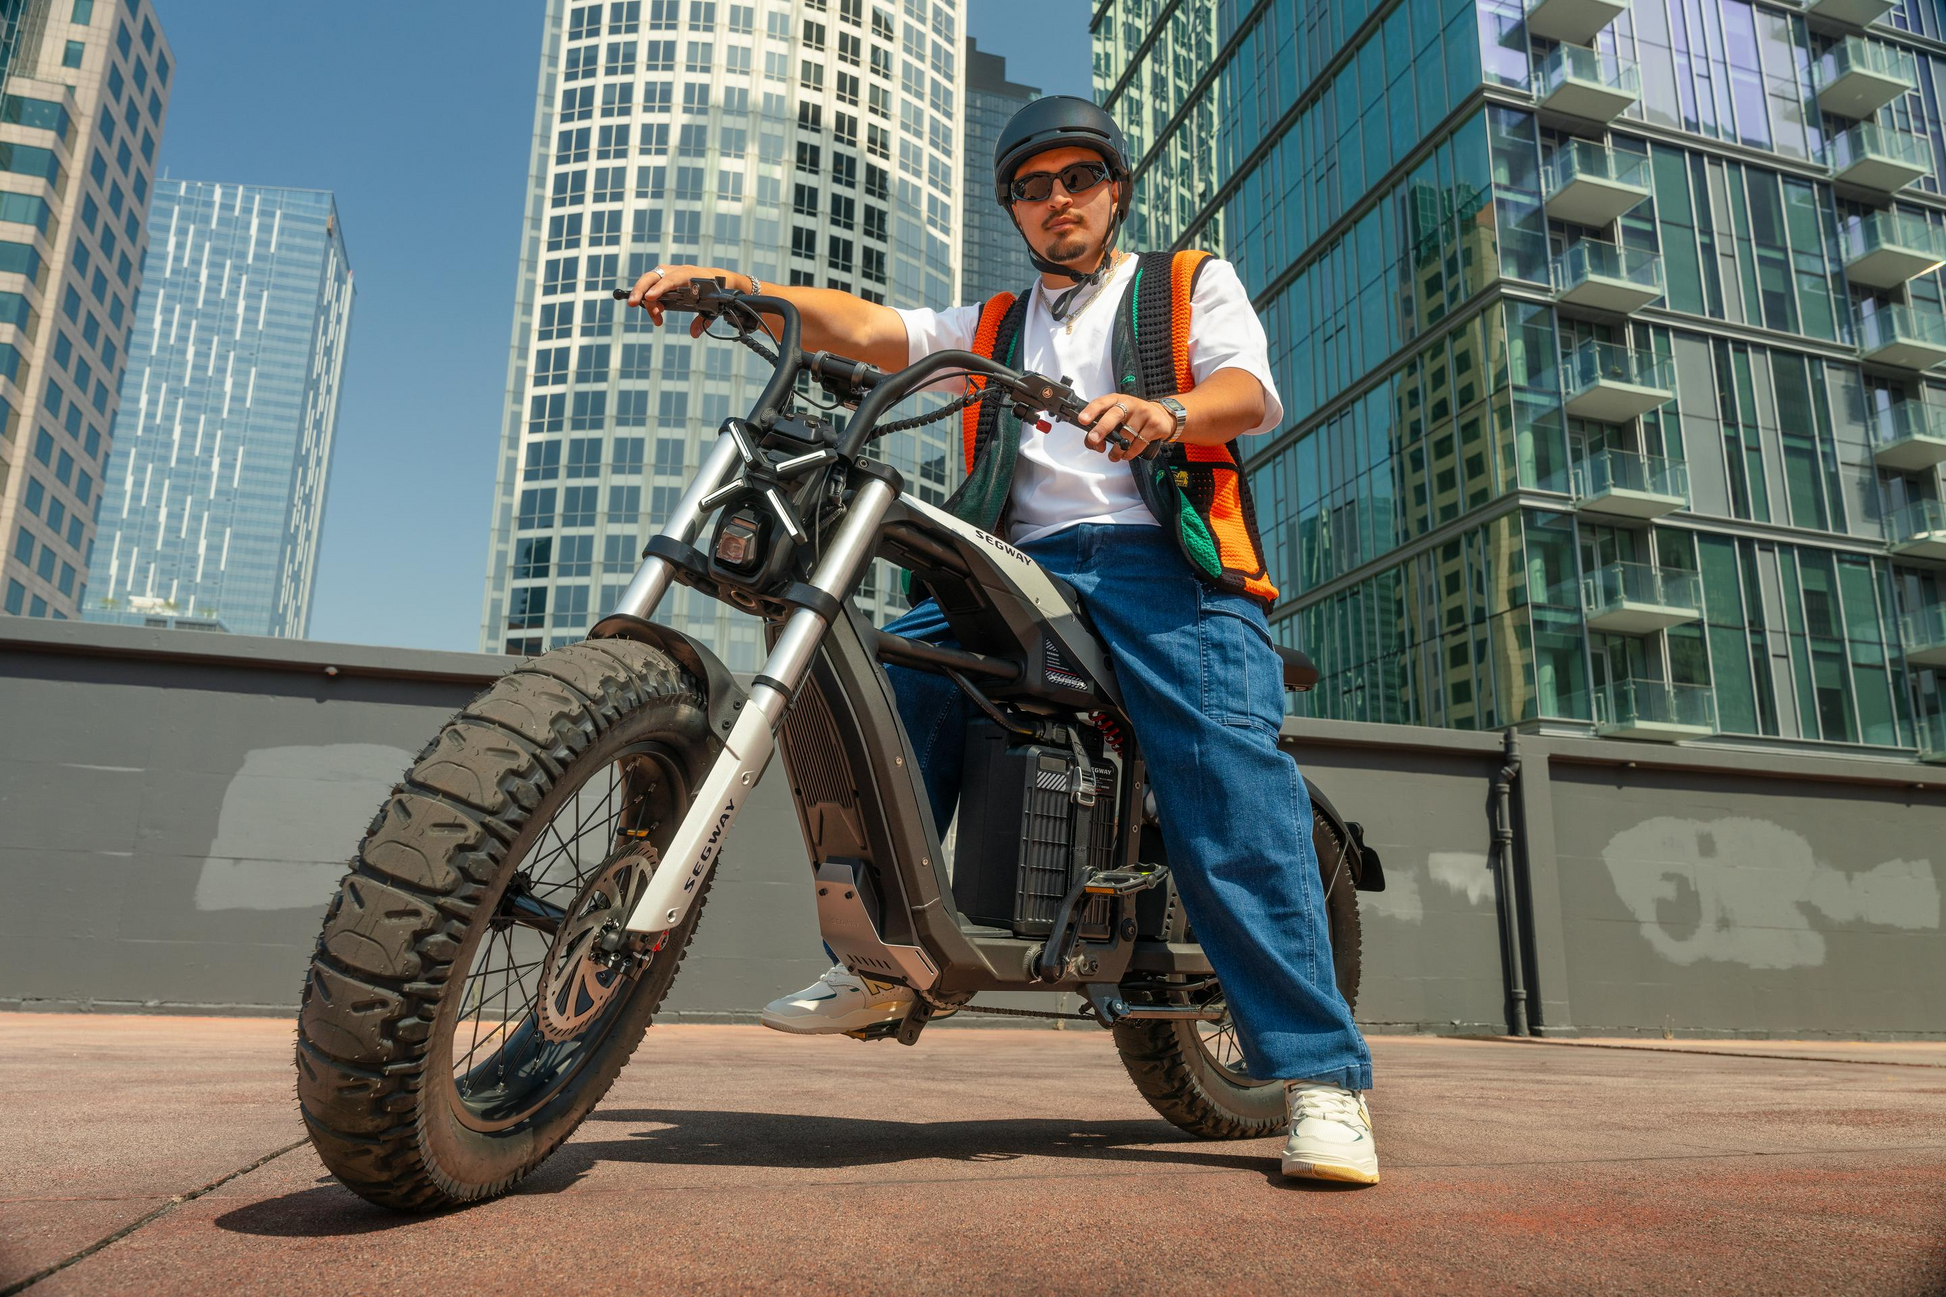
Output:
[{"xmin": 214, "ymin": 1106, "xmax": 1303, "ymax": 1237}]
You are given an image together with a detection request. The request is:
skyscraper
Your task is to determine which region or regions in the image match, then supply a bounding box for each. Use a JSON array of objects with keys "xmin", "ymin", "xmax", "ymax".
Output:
[
  {"xmin": 1099, "ymin": 0, "xmax": 1946, "ymax": 762},
  {"xmin": 0, "ymin": 0, "xmax": 170, "ymax": 621},
  {"xmin": 82, "ymin": 183, "xmax": 354, "ymax": 638},
  {"xmin": 959, "ymin": 37, "xmax": 1037, "ymax": 303},
  {"xmin": 480, "ymin": 0, "xmax": 967, "ymax": 668}
]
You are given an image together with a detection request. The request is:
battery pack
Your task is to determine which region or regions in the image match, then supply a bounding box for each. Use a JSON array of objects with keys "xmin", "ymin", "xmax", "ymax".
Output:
[{"xmin": 952, "ymin": 719, "xmax": 1118, "ymax": 936}]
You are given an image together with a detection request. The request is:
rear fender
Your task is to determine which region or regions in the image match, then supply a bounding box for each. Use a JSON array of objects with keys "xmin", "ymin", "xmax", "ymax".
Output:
[{"xmin": 1300, "ymin": 776, "xmax": 1386, "ymax": 894}]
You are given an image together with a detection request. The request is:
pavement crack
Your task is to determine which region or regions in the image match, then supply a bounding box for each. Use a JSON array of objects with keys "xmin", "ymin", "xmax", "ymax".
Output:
[{"xmin": 0, "ymin": 1138, "xmax": 306, "ymax": 1296}]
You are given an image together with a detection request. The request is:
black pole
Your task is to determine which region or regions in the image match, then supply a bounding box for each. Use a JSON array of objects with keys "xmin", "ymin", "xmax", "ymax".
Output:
[{"xmin": 1493, "ymin": 728, "xmax": 1531, "ymax": 1037}]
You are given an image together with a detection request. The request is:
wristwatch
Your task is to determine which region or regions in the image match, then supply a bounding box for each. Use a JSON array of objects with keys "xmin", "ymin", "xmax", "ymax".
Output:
[{"xmin": 1157, "ymin": 395, "xmax": 1189, "ymax": 443}]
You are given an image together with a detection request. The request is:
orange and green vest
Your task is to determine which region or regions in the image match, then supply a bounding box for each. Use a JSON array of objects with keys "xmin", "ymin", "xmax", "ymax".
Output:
[{"xmin": 940, "ymin": 248, "xmax": 1279, "ymax": 608}]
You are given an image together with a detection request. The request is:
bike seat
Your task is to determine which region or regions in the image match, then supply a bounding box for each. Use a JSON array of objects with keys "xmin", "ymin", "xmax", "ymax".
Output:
[{"xmin": 1276, "ymin": 645, "xmax": 1319, "ymax": 692}]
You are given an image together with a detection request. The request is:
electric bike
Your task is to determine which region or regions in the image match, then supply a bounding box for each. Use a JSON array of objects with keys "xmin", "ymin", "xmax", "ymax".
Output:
[{"xmin": 295, "ymin": 280, "xmax": 1385, "ymax": 1210}]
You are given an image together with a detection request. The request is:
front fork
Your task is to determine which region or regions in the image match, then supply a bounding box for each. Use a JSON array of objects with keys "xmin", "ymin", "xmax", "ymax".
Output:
[{"xmin": 614, "ymin": 434, "xmax": 898, "ymax": 939}]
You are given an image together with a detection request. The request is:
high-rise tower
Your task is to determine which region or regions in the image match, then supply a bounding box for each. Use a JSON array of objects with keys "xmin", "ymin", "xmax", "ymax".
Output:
[
  {"xmin": 481, "ymin": 0, "xmax": 966, "ymax": 668},
  {"xmin": 83, "ymin": 182, "xmax": 354, "ymax": 637},
  {"xmin": 0, "ymin": 0, "xmax": 171, "ymax": 621},
  {"xmin": 958, "ymin": 37, "xmax": 1037, "ymax": 303},
  {"xmin": 1098, "ymin": 0, "xmax": 1946, "ymax": 763}
]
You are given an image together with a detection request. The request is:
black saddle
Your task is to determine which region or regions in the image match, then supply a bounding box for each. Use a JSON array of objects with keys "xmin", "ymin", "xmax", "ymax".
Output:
[{"xmin": 1275, "ymin": 645, "xmax": 1319, "ymax": 692}]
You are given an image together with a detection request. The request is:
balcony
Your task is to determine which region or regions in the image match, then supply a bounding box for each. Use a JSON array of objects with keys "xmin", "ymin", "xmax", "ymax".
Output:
[
  {"xmin": 1827, "ymin": 122, "xmax": 1930, "ymax": 194},
  {"xmin": 1543, "ymin": 140, "xmax": 1652, "ymax": 227},
  {"xmin": 1552, "ymin": 240, "xmax": 1664, "ymax": 313},
  {"xmin": 1525, "ymin": 0, "xmax": 1627, "ymax": 46},
  {"xmin": 1572, "ymin": 448, "xmax": 1690, "ymax": 518},
  {"xmin": 1562, "ymin": 340, "xmax": 1676, "ymax": 422},
  {"xmin": 1814, "ymin": 38, "xmax": 1917, "ymax": 118},
  {"xmin": 1884, "ymin": 498, "xmax": 1946, "ymax": 559},
  {"xmin": 1842, "ymin": 210, "xmax": 1946, "ymax": 290},
  {"xmin": 1805, "ymin": 0, "xmax": 1893, "ymax": 26},
  {"xmin": 1871, "ymin": 399, "xmax": 1946, "ymax": 471},
  {"xmin": 1903, "ymin": 604, "xmax": 1946, "ymax": 668},
  {"xmin": 1594, "ymin": 678, "xmax": 1718, "ymax": 740},
  {"xmin": 1922, "ymin": 712, "xmax": 1946, "ymax": 762},
  {"xmin": 1582, "ymin": 562, "xmax": 1704, "ymax": 634},
  {"xmin": 1534, "ymin": 44, "xmax": 1641, "ymax": 123},
  {"xmin": 1858, "ymin": 304, "xmax": 1946, "ymax": 371}
]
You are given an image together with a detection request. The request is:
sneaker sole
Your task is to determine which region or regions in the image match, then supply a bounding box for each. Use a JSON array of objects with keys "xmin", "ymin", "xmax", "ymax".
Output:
[
  {"xmin": 1281, "ymin": 1157, "xmax": 1380, "ymax": 1185},
  {"xmin": 759, "ymin": 1008, "xmax": 909, "ymax": 1035}
]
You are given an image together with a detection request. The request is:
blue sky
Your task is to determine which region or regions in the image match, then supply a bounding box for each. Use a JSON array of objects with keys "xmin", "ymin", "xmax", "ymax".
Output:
[{"xmin": 146, "ymin": 1, "xmax": 1091, "ymax": 652}]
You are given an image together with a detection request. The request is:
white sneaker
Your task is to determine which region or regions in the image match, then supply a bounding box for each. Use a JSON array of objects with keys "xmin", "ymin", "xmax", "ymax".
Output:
[
  {"xmin": 759, "ymin": 965, "xmax": 915, "ymax": 1035},
  {"xmin": 1281, "ymin": 1080, "xmax": 1380, "ymax": 1184}
]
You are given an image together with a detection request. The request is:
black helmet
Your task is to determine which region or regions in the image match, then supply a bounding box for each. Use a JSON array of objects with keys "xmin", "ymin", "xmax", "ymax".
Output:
[{"xmin": 992, "ymin": 95, "xmax": 1133, "ymax": 220}]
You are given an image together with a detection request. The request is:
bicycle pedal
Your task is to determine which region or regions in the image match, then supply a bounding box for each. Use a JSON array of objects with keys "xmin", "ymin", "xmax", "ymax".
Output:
[{"xmin": 842, "ymin": 1020, "xmax": 903, "ymax": 1043}]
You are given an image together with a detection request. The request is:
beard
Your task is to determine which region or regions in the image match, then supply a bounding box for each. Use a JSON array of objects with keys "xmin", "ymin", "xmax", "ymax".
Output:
[{"xmin": 1044, "ymin": 230, "xmax": 1092, "ymax": 266}]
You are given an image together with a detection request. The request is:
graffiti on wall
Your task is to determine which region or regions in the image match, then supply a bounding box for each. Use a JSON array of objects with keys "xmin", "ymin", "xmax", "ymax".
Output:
[
  {"xmin": 194, "ymin": 744, "xmax": 412, "ymax": 911},
  {"xmin": 1602, "ymin": 816, "xmax": 1940, "ymax": 969}
]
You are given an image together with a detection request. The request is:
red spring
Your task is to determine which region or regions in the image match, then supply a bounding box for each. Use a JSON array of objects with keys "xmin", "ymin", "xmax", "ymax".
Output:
[{"xmin": 1090, "ymin": 710, "xmax": 1126, "ymax": 755}]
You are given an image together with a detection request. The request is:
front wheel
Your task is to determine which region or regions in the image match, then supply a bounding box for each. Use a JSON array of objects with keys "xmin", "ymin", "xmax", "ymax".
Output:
[
  {"xmin": 295, "ymin": 640, "xmax": 718, "ymax": 1211},
  {"xmin": 1113, "ymin": 804, "xmax": 1362, "ymax": 1139}
]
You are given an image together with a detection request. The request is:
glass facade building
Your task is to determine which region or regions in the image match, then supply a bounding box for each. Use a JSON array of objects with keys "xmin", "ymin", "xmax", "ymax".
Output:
[
  {"xmin": 959, "ymin": 36, "xmax": 1038, "ymax": 302},
  {"xmin": 82, "ymin": 182, "xmax": 354, "ymax": 638},
  {"xmin": 1097, "ymin": 0, "xmax": 1946, "ymax": 761},
  {"xmin": 481, "ymin": 0, "xmax": 967, "ymax": 666},
  {"xmin": 0, "ymin": 0, "xmax": 171, "ymax": 622}
]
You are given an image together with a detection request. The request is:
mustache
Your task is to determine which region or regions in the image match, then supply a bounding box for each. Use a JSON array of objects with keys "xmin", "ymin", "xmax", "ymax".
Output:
[{"xmin": 1043, "ymin": 212, "xmax": 1085, "ymax": 231}]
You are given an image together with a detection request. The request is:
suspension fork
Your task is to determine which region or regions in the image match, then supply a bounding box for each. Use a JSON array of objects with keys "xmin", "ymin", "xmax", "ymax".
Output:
[
  {"xmin": 605, "ymin": 430, "xmax": 745, "ymax": 623},
  {"xmin": 620, "ymin": 470, "xmax": 901, "ymax": 937}
]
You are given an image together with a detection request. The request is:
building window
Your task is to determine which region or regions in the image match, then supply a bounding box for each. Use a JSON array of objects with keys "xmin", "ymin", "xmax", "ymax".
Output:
[
  {"xmin": 551, "ymin": 584, "xmax": 590, "ymax": 628},
  {"xmin": 612, "ymin": 436, "xmax": 647, "ymax": 473},
  {"xmin": 560, "ymin": 85, "xmax": 594, "ymax": 120},
  {"xmin": 600, "ymin": 84, "xmax": 634, "ymax": 118},
  {"xmin": 609, "ymin": 1, "xmax": 641, "ymax": 33},
  {"xmin": 62, "ymin": 41, "xmax": 84, "ymax": 68},
  {"xmin": 517, "ymin": 488, "xmax": 557, "ymax": 530},
  {"xmin": 558, "ymin": 534, "xmax": 594, "ymax": 577},
  {"xmin": 562, "ymin": 486, "xmax": 599, "ymax": 527},
  {"xmin": 528, "ymin": 393, "xmax": 565, "ymax": 434},
  {"xmin": 566, "ymin": 436, "xmax": 602, "ymax": 478},
  {"xmin": 508, "ymin": 586, "xmax": 548, "ymax": 629},
  {"xmin": 513, "ymin": 536, "xmax": 552, "ymax": 580},
  {"xmin": 608, "ymin": 485, "xmax": 642, "ymax": 524},
  {"xmin": 523, "ymin": 439, "xmax": 562, "ymax": 481}
]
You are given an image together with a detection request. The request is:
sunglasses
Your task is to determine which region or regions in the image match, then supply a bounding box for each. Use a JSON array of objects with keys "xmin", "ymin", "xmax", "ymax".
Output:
[{"xmin": 1008, "ymin": 161, "xmax": 1112, "ymax": 204}]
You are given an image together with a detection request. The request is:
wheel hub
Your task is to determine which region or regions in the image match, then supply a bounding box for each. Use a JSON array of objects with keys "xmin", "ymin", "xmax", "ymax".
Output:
[{"xmin": 536, "ymin": 843, "xmax": 658, "ymax": 1042}]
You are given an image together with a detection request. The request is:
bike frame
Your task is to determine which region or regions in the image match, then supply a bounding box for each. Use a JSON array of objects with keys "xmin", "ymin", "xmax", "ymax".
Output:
[{"xmin": 581, "ymin": 286, "xmax": 1208, "ymax": 1002}]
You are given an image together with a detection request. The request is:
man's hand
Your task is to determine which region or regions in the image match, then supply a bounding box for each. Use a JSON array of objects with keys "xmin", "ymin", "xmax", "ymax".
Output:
[
  {"xmin": 625, "ymin": 263, "xmax": 747, "ymax": 337},
  {"xmin": 1075, "ymin": 394, "xmax": 1173, "ymax": 463}
]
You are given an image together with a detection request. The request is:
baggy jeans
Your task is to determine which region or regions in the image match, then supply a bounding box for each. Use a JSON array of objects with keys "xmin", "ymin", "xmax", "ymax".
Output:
[{"xmin": 881, "ymin": 522, "xmax": 1373, "ymax": 1090}]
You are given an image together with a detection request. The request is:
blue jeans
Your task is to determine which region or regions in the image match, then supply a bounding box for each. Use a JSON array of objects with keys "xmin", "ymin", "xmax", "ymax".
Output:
[{"xmin": 882, "ymin": 522, "xmax": 1372, "ymax": 1090}]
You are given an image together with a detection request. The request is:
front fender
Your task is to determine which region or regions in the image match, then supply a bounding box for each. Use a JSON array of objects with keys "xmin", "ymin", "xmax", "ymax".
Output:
[{"xmin": 587, "ymin": 613, "xmax": 750, "ymax": 743}]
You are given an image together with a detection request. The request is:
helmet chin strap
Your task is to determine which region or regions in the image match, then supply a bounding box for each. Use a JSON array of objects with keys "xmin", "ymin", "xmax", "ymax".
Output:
[{"xmin": 1014, "ymin": 205, "xmax": 1126, "ymax": 320}]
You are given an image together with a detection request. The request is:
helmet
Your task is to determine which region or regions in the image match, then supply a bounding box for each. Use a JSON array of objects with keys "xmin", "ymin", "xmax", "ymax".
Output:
[{"xmin": 992, "ymin": 95, "xmax": 1133, "ymax": 220}]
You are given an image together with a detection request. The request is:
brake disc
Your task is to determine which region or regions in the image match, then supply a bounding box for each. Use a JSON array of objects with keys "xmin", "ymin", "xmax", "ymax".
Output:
[{"xmin": 536, "ymin": 841, "xmax": 658, "ymax": 1042}]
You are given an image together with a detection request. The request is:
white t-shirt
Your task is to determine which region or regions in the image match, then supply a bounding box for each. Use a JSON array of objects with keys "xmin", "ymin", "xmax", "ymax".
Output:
[{"xmin": 895, "ymin": 254, "xmax": 1284, "ymax": 546}]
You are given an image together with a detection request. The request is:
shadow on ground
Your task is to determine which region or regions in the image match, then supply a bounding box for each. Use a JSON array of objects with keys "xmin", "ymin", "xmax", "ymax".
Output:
[{"xmin": 211, "ymin": 1106, "xmax": 1345, "ymax": 1237}]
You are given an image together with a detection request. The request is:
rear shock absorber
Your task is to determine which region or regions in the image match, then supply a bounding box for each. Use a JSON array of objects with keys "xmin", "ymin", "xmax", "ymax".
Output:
[{"xmin": 1089, "ymin": 710, "xmax": 1126, "ymax": 756}]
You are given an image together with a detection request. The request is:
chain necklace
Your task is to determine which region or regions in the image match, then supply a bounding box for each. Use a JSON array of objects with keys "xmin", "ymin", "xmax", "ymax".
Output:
[{"xmin": 1041, "ymin": 251, "xmax": 1123, "ymax": 335}]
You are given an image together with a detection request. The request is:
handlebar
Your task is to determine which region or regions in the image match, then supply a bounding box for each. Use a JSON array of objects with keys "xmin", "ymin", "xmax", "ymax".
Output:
[{"xmin": 614, "ymin": 277, "xmax": 1112, "ymax": 455}]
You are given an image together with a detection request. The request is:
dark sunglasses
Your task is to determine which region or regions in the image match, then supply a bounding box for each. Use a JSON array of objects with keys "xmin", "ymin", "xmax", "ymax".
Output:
[{"xmin": 1008, "ymin": 161, "xmax": 1112, "ymax": 204}]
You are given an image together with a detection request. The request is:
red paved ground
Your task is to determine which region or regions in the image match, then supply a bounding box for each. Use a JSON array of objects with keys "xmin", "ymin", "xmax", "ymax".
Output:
[{"xmin": 2, "ymin": 1014, "xmax": 1942, "ymax": 1295}]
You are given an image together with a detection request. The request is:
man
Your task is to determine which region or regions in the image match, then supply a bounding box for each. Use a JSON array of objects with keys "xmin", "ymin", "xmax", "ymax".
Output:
[{"xmin": 626, "ymin": 97, "xmax": 1378, "ymax": 1184}]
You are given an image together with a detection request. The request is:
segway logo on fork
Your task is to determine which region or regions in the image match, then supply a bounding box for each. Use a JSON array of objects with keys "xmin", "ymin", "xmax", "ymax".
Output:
[{"xmin": 685, "ymin": 799, "xmax": 736, "ymax": 892}]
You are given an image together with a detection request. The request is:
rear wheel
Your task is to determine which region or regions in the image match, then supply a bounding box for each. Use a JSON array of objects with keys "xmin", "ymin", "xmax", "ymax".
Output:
[
  {"xmin": 294, "ymin": 640, "xmax": 717, "ymax": 1211},
  {"xmin": 1113, "ymin": 802, "xmax": 1361, "ymax": 1139}
]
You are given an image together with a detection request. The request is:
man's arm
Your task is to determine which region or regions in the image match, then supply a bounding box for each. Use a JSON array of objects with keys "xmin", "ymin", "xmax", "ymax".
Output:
[
  {"xmin": 1074, "ymin": 368, "xmax": 1269, "ymax": 464},
  {"xmin": 625, "ymin": 263, "xmax": 910, "ymax": 373}
]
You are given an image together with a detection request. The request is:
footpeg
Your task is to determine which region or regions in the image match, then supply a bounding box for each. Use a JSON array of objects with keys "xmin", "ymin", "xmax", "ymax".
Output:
[{"xmin": 1035, "ymin": 865, "xmax": 1169, "ymax": 983}]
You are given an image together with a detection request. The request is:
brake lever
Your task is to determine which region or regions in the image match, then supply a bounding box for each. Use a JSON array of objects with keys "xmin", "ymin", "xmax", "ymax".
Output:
[{"xmin": 1014, "ymin": 371, "xmax": 1138, "ymax": 452}]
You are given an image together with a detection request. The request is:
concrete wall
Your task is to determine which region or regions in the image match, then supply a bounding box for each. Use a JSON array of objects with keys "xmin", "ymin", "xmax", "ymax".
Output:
[{"xmin": 3, "ymin": 620, "xmax": 1942, "ymax": 1037}]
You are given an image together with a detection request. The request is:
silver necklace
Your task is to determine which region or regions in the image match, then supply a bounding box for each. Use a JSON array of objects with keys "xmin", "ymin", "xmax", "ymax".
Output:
[{"xmin": 1042, "ymin": 252, "xmax": 1122, "ymax": 335}]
